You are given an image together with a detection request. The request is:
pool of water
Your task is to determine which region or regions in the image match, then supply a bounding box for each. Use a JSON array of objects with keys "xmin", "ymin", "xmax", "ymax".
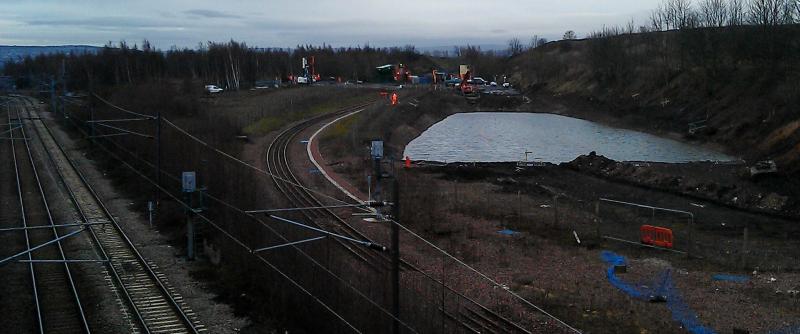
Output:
[{"xmin": 403, "ymin": 112, "xmax": 735, "ymax": 163}]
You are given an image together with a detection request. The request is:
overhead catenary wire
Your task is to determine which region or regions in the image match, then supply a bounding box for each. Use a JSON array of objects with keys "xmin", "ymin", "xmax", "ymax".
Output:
[
  {"xmin": 302, "ymin": 96, "xmax": 582, "ymax": 332},
  {"xmin": 386, "ymin": 217, "xmax": 583, "ymax": 334},
  {"xmin": 269, "ymin": 215, "xmax": 386, "ymax": 251},
  {"xmin": 91, "ymin": 93, "xmax": 156, "ymax": 120},
  {"xmin": 253, "ymin": 236, "xmax": 327, "ymax": 253},
  {"xmin": 6, "ymin": 107, "xmax": 44, "ymax": 331},
  {"xmin": 88, "ymin": 95, "xmax": 374, "ymax": 214},
  {"xmin": 246, "ymin": 203, "xmax": 364, "ymax": 213},
  {"xmin": 12, "ymin": 101, "xmax": 92, "ymax": 332},
  {"xmin": 92, "ymin": 99, "xmax": 559, "ymax": 332},
  {"xmin": 69, "ymin": 95, "xmax": 573, "ymax": 332},
  {"xmin": 46, "ymin": 98, "xmax": 363, "ymax": 331},
  {"xmin": 102, "ymin": 140, "xmax": 417, "ymax": 333},
  {"xmin": 162, "ymin": 115, "xmax": 370, "ymax": 211},
  {"xmin": 79, "ymin": 129, "xmax": 420, "ymax": 331},
  {"xmin": 54, "ymin": 105, "xmax": 420, "ymax": 333},
  {"xmin": 95, "ymin": 122, "xmax": 154, "ymax": 139}
]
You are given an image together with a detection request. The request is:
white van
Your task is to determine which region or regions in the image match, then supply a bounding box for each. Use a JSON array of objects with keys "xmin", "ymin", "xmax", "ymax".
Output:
[{"xmin": 205, "ymin": 85, "xmax": 223, "ymax": 93}]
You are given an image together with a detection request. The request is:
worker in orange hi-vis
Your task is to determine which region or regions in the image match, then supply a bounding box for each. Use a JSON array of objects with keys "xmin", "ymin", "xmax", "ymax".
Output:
[{"xmin": 391, "ymin": 93, "xmax": 398, "ymax": 106}]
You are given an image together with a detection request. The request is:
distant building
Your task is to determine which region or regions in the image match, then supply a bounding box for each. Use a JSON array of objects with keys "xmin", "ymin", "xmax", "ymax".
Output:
[{"xmin": 0, "ymin": 76, "xmax": 16, "ymax": 92}]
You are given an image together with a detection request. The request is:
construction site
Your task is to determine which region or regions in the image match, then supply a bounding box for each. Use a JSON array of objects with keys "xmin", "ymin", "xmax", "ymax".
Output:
[{"xmin": 2, "ymin": 1, "xmax": 800, "ymax": 333}]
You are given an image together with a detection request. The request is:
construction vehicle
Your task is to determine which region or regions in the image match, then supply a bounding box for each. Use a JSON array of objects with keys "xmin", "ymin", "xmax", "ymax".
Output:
[
  {"xmin": 394, "ymin": 63, "xmax": 411, "ymax": 83},
  {"xmin": 296, "ymin": 56, "xmax": 316, "ymax": 84},
  {"xmin": 460, "ymin": 70, "xmax": 475, "ymax": 95}
]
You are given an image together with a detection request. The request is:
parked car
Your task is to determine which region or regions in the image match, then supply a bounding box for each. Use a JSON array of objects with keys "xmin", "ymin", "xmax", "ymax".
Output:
[
  {"xmin": 205, "ymin": 85, "xmax": 223, "ymax": 93},
  {"xmin": 490, "ymin": 81, "xmax": 498, "ymax": 86},
  {"xmin": 472, "ymin": 77, "xmax": 487, "ymax": 85},
  {"xmin": 502, "ymin": 82, "xmax": 511, "ymax": 88},
  {"xmin": 444, "ymin": 78, "xmax": 461, "ymax": 86}
]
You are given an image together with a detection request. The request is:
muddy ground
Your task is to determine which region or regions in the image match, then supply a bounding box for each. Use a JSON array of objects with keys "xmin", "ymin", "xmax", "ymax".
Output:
[{"xmin": 316, "ymin": 90, "xmax": 800, "ymax": 333}]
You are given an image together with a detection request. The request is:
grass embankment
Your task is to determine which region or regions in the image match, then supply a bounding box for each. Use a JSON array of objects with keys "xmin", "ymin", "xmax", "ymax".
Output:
[{"xmin": 244, "ymin": 93, "xmax": 372, "ymax": 136}]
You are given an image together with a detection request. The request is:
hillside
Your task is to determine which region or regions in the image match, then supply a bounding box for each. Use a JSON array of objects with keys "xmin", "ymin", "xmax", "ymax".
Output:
[{"xmin": 509, "ymin": 26, "xmax": 800, "ymax": 174}]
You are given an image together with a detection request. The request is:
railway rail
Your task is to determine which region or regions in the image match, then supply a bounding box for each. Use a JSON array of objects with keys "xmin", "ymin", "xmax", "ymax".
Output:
[
  {"xmin": 24, "ymin": 91, "xmax": 573, "ymax": 333},
  {"xmin": 265, "ymin": 100, "xmax": 532, "ymax": 333},
  {"xmin": 7, "ymin": 98, "xmax": 89, "ymax": 333},
  {"xmin": 6, "ymin": 97, "xmax": 205, "ymax": 334}
]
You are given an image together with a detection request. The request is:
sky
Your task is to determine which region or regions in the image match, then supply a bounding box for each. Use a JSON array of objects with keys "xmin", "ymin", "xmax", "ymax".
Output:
[{"xmin": 0, "ymin": 0, "xmax": 663, "ymax": 49}]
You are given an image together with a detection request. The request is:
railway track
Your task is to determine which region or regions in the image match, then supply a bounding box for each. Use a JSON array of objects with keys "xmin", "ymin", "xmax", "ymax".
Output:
[
  {"xmin": 11, "ymin": 97, "xmax": 205, "ymax": 334},
  {"xmin": 265, "ymin": 100, "xmax": 532, "ymax": 334},
  {"xmin": 265, "ymin": 101, "xmax": 390, "ymax": 272},
  {"xmin": 7, "ymin": 99, "xmax": 89, "ymax": 333}
]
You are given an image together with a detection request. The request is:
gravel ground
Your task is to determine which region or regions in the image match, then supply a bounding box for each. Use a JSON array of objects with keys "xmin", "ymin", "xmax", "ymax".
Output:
[{"xmin": 43, "ymin": 108, "xmax": 250, "ymax": 333}]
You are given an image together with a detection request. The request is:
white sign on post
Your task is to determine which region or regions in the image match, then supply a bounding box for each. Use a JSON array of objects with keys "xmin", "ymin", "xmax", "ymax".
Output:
[
  {"xmin": 182, "ymin": 171, "xmax": 196, "ymax": 193},
  {"xmin": 371, "ymin": 140, "xmax": 383, "ymax": 159}
]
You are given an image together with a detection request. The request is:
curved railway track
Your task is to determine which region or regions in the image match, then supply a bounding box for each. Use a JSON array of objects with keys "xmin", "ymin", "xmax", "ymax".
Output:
[
  {"xmin": 265, "ymin": 101, "xmax": 390, "ymax": 272},
  {"xmin": 265, "ymin": 100, "xmax": 532, "ymax": 334},
  {"xmin": 6, "ymin": 97, "xmax": 205, "ymax": 334}
]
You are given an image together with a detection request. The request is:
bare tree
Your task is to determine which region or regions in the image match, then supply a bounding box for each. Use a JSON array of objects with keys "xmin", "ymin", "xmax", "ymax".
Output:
[
  {"xmin": 795, "ymin": 0, "xmax": 800, "ymax": 22},
  {"xmin": 528, "ymin": 35, "xmax": 548, "ymax": 49},
  {"xmin": 748, "ymin": 0, "xmax": 789, "ymax": 26},
  {"xmin": 650, "ymin": 4, "xmax": 666, "ymax": 30},
  {"xmin": 700, "ymin": 0, "xmax": 728, "ymax": 26},
  {"xmin": 728, "ymin": 0, "xmax": 746, "ymax": 25},
  {"xmin": 785, "ymin": 0, "xmax": 799, "ymax": 22},
  {"xmin": 667, "ymin": 0, "xmax": 695, "ymax": 28},
  {"xmin": 626, "ymin": 19, "xmax": 636, "ymax": 34},
  {"xmin": 507, "ymin": 38, "xmax": 524, "ymax": 56},
  {"xmin": 563, "ymin": 30, "xmax": 577, "ymax": 40}
]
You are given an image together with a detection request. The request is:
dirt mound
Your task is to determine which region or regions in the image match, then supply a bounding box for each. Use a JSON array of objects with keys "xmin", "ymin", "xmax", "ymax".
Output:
[{"xmin": 563, "ymin": 153, "xmax": 799, "ymax": 217}]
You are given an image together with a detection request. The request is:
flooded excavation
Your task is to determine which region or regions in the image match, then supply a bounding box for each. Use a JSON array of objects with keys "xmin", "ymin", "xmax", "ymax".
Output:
[{"xmin": 404, "ymin": 112, "xmax": 736, "ymax": 163}]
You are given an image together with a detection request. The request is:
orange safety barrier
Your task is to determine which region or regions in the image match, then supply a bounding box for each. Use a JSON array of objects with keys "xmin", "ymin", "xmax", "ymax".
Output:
[
  {"xmin": 391, "ymin": 93, "xmax": 398, "ymax": 105},
  {"xmin": 640, "ymin": 225, "xmax": 674, "ymax": 248}
]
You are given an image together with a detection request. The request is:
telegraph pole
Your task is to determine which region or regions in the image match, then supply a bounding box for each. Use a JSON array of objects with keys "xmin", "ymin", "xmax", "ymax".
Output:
[
  {"xmin": 372, "ymin": 139, "xmax": 400, "ymax": 334},
  {"xmin": 50, "ymin": 77, "xmax": 57, "ymax": 116},
  {"xmin": 391, "ymin": 178, "xmax": 400, "ymax": 334},
  {"xmin": 88, "ymin": 80, "xmax": 95, "ymax": 144},
  {"xmin": 155, "ymin": 109, "xmax": 161, "ymax": 208}
]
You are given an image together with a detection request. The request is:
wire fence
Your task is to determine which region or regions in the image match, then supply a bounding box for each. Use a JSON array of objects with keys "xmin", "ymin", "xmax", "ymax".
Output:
[
  {"xmin": 398, "ymin": 166, "xmax": 800, "ymax": 273},
  {"xmin": 55, "ymin": 94, "xmax": 582, "ymax": 333}
]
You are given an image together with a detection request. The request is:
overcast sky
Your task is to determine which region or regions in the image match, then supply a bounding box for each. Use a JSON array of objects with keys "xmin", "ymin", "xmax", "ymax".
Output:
[{"xmin": 0, "ymin": 0, "xmax": 662, "ymax": 49}]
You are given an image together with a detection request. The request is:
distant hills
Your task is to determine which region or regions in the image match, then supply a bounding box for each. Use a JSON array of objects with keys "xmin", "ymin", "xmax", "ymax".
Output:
[
  {"xmin": 417, "ymin": 44, "xmax": 509, "ymax": 56},
  {"xmin": 0, "ymin": 45, "xmax": 102, "ymax": 68}
]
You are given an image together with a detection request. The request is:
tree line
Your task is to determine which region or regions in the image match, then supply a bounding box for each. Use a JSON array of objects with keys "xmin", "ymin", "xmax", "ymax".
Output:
[
  {"xmin": 571, "ymin": 0, "xmax": 800, "ymax": 88},
  {"xmin": 3, "ymin": 40, "xmax": 509, "ymax": 91}
]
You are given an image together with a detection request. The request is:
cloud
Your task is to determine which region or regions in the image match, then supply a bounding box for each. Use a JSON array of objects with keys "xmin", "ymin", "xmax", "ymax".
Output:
[
  {"xmin": 26, "ymin": 16, "xmax": 169, "ymax": 30},
  {"xmin": 3, "ymin": 0, "xmax": 666, "ymax": 48},
  {"xmin": 184, "ymin": 9, "xmax": 241, "ymax": 19}
]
